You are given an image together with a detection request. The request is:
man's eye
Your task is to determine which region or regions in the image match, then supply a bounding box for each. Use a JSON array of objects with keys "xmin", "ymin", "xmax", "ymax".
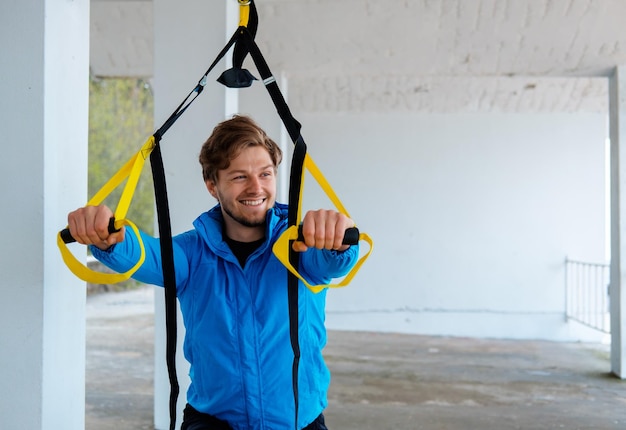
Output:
[{"xmin": 233, "ymin": 175, "xmax": 246, "ymax": 181}]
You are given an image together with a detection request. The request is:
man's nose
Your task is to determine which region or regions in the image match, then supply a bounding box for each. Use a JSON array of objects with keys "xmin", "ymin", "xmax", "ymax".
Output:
[{"xmin": 247, "ymin": 176, "xmax": 262, "ymax": 192}]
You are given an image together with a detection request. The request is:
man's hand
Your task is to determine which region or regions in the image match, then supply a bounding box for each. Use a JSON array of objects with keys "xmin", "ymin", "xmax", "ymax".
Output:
[
  {"xmin": 67, "ymin": 205, "xmax": 125, "ymax": 250},
  {"xmin": 292, "ymin": 209, "xmax": 355, "ymax": 252}
]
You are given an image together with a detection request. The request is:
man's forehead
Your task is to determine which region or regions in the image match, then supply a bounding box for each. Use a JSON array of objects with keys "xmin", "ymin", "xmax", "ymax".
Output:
[{"xmin": 219, "ymin": 146, "xmax": 275, "ymax": 174}]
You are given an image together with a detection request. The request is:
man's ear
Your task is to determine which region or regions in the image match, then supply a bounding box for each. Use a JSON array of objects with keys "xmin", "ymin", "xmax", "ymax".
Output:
[{"xmin": 205, "ymin": 180, "xmax": 218, "ymax": 200}]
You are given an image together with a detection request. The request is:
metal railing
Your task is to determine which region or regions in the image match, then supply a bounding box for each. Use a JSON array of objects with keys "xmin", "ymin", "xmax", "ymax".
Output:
[{"xmin": 565, "ymin": 257, "xmax": 610, "ymax": 333}]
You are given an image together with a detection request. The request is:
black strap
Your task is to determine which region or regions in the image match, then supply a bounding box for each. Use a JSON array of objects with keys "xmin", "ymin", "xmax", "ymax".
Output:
[
  {"xmin": 231, "ymin": 0, "xmax": 258, "ymax": 69},
  {"xmin": 218, "ymin": 2, "xmax": 259, "ymax": 88},
  {"xmin": 149, "ymin": 138, "xmax": 179, "ymax": 430},
  {"xmin": 240, "ymin": 27, "xmax": 302, "ymax": 140},
  {"xmin": 155, "ymin": 30, "xmax": 241, "ymax": 141},
  {"xmin": 286, "ymin": 137, "xmax": 307, "ymax": 428},
  {"xmin": 148, "ymin": 4, "xmax": 306, "ymax": 428}
]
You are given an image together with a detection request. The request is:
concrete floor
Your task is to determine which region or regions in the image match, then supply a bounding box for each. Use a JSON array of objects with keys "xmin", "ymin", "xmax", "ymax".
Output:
[{"xmin": 86, "ymin": 287, "xmax": 626, "ymax": 430}]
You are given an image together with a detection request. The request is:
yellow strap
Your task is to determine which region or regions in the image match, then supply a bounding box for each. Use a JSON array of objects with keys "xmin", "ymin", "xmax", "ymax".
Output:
[
  {"xmin": 57, "ymin": 219, "xmax": 145, "ymax": 283},
  {"xmin": 304, "ymin": 155, "xmax": 351, "ymax": 216},
  {"xmin": 238, "ymin": 1, "xmax": 250, "ymax": 27},
  {"xmin": 57, "ymin": 136, "xmax": 155, "ymax": 284},
  {"xmin": 272, "ymin": 154, "xmax": 374, "ymax": 293}
]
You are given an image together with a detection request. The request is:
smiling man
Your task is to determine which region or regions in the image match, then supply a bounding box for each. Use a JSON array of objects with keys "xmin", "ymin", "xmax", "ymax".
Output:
[{"xmin": 67, "ymin": 115, "xmax": 359, "ymax": 430}]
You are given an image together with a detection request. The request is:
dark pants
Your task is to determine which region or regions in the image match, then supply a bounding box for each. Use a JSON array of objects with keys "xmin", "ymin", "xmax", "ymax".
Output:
[{"xmin": 181, "ymin": 404, "xmax": 328, "ymax": 430}]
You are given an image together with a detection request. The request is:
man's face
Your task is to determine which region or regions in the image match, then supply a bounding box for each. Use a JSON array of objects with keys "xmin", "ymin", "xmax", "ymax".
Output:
[{"xmin": 206, "ymin": 145, "xmax": 277, "ymax": 239}]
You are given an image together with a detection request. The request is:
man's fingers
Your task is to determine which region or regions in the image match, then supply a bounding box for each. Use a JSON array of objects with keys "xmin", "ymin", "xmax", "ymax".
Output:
[
  {"xmin": 300, "ymin": 209, "xmax": 354, "ymax": 251},
  {"xmin": 67, "ymin": 205, "xmax": 116, "ymax": 247},
  {"xmin": 104, "ymin": 227, "xmax": 125, "ymax": 247}
]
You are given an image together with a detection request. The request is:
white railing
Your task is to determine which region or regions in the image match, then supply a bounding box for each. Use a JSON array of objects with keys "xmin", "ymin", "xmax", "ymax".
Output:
[{"xmin": 565, "ymin": 257, "xmax": 610, "ymax": 333}]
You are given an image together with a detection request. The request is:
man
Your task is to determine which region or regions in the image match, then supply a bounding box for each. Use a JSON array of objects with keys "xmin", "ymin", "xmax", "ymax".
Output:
[{"xmin": 67, "ymin": 115, "xmax": 359, "ymax": 430}]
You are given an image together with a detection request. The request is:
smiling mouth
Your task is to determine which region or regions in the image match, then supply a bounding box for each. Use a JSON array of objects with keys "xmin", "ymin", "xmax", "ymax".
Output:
[{"xmin": 240, "ymin": 198, "xmax": 265, "ymax": 207}]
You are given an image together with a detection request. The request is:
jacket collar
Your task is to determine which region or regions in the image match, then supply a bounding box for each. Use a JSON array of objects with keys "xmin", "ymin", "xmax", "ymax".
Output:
[{"xmin": 192, "ymin": 203, "xmax": 289, "ymax": 256}]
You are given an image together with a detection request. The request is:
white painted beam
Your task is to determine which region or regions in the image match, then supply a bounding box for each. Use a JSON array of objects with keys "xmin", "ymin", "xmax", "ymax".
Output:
[{"xmin": 609, "ymin": 65, "xmax": 626, "ymax": 378}]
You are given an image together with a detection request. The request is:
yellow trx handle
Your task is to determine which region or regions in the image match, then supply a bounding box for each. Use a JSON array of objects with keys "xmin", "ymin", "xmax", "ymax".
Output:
[
  {"xmin": 272, "ymin": 154, "xmax": 374, "ymax": 293},
  {"xmin": 57, "ymin": 136, "xmax": 156, "ymax": 284}
]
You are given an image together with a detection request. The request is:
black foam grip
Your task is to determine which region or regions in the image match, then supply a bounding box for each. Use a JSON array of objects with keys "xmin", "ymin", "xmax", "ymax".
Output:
[
  {"xmin": 297, "ymin": 225, "xmax": 360, "ymax": 246},
  {"xmin": 60, "ymin": 218, "xmax": 119, "ymax": 244}
]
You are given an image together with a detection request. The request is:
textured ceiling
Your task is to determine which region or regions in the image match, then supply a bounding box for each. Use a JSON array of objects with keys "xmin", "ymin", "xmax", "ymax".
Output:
[
  {"xmin": 90, "ymin": 0, "xmax": 626, "ymax": 113},
  {"xmin": 255, "ymin": 0, "xmax": 626, "ymax": 78}
]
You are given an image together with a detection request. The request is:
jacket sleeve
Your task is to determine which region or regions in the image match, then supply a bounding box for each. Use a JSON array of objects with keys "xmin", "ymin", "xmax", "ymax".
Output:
[
  {"xmin": 298, "ymin": 243, "xmax": 360, "ymax": 286},
  {"xmin": 90, "ymin": 228, "xmax": 190, "ymax": 288}
]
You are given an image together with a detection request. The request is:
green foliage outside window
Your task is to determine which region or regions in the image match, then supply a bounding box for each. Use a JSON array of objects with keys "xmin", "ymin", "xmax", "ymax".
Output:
[
  {"xmin": 89, "ymin": 76, "xmax": 155, "ymax": 236},
  {"xmin": 88, "ymin": 76, "xmax": 155, "ymax": 293}
]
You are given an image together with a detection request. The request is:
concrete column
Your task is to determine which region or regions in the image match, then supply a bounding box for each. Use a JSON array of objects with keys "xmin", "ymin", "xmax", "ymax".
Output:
[
  {"xmin": 609, "ymin": 66, "xmax": 626, "ymax": 378},
  {"xmin": 0, "ymin": 0, "xmax": 89, "ymax": 429},
  {"xmin": 152, "ymin": 1, "xmax": 238, "ymax": 428}
]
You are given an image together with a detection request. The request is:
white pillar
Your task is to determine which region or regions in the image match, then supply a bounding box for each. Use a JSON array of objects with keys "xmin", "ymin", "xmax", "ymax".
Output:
[
  {"xmin": 239, "ymin": 73, "xmax": 293, "ymax": 204},
  {"xmin": 609, "ymin": 66, "xmax": 626, "ymax": 378},
  {"xmin": 152, "ymin": 1, "xmax": 238, "ymax": 428},
  {"xmin": 0, "ymin": 0, "xmax": 89, "ymax": 429}
]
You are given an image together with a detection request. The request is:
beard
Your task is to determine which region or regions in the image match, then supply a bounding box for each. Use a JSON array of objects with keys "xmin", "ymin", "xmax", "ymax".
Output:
[
  {"xmin": 216, "ymin": 188, "xmax": 269, "ymax": 229},
  {"xmin": 221, "ymin": 202, "xmax": 267, "ymax": 228}
]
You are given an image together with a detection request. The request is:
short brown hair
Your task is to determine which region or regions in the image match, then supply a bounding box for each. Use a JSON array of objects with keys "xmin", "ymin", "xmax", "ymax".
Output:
[{"xmin": 199, "ymin": 115, "xmax": 283, "ymax": 183}]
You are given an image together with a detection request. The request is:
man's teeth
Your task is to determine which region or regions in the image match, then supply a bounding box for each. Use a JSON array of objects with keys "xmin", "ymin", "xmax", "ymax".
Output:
[{"xmin": 241, "ymin": 199, "xmax": 264, "ymax": 206}]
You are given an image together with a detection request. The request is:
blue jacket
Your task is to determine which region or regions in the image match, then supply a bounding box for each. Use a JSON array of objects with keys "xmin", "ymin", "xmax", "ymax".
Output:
[{"xmin": 92, "ymin": 203, "xmax": 359, "ymax": 430}]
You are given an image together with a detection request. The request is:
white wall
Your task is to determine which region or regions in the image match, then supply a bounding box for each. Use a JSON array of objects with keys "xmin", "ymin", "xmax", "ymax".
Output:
[
  {"xmin": 86, "ymin": 0, "xmax": 612, "ymax": 345},
  {"xmin": 295, "ymin": 112, "xmax": 607, "ymax": 341}
]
